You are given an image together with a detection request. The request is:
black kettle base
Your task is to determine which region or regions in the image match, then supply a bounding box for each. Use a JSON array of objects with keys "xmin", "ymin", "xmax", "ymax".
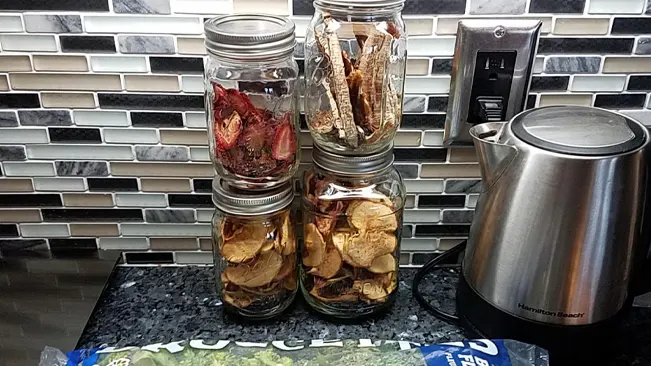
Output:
[{"xmin": 457, "ymin": 273, "xmax": 629, "ymax": 365}]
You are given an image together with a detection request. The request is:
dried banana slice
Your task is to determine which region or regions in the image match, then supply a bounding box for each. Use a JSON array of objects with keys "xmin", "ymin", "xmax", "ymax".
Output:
[
  {"xmin": 347, "ymin": 200, "xmax": 398, "ymax": 232},
  {"xmin": 368, "ymin": 253, "xmax": 396, "ymax": 274},
  {"xmin": 346, "ymin": 231, "xmax": 397, "ymax": 268},
  {"xmin": 220, "ymin": 223, "xmax": 268, "ymax": 263},
  {"xmin": 308, "ymin": 244, "xmax": 343, "ymax": 279},
  {"xmin": 303, "ymin": 223, "xmax": 327, "ymax": 267},
  {"xmin": 224, "ymin": 250, "xmax": 283, "ymax": 288}
]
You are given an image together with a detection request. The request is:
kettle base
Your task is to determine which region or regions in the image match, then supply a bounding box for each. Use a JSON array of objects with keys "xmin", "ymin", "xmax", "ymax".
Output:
[{"xmin": 457, "ymin": 272, "xmax": 630, "ymax": 365}]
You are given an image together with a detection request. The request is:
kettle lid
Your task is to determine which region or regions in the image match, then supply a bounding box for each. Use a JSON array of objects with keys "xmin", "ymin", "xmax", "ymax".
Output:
[{"xmin": 511, "ymin": 106, "xmax": 647, "ymax": 156}]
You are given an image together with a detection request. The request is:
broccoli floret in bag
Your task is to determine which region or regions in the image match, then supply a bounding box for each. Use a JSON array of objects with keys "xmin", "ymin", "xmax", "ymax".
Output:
[{"xmin": 98, "ymin": 351, "xmax": 132, "ymax": 366}]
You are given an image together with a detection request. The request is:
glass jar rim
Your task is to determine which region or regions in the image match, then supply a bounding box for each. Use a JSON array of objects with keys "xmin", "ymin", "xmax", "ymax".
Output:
[
  {"xmin": 212, "ymin": 179, "xmax": 294, "ymax": 216},
  {"xmin": 314, "ymin": 0, "xmax": 405, "ymax": 10},
  {"xmin": 312, "ymin": 143, "xmax": 395, "ymax": 175}
]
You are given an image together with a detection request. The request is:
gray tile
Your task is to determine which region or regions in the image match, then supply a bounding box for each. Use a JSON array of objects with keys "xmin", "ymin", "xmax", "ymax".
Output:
[
  {"xmin": 18, "ymin": 110, "xmax": 72, "ymax": 126},
  {"xmin": 529, "ymin": 0, "xmax": 585, "ymax": 13},
  {"xmin": 442, "ymin": 209, "xmax": 475, "ymax": 223},
  {"xmin": 427, "ymin": 96, "xmax": 448, "ymax": 112},
  {"xmin": 544, "ymin": 57, "xmax": 601, "ymax": 74},
  {"xmin": 445, "ymin": 179, "xmax": 482, "ymax": 193},
  {"xmin": 294, "ymin": 40, "xmax": 305, "ymax": 59},
  {"xmin": 404, "ymin": 0, "xmax": 466, "ymax": 14},
  {"xmin": 636, "ymin": 37, "xmax": 651, "ymax": 55},
  {"xmin": 403, "ymin": 96, "xmax": 426, "ymax": 113},
  {"xmin": 470, "ymin": 0, "xmax": 525, "ymax": 14},
  {"xmin": 431, "ymin": 58, "xmax": 453, "ymax": 75},
  {"xmin": 113, "ymin": 0, "xmax": 170, "ymax": 13},
  {"xmin": 118, "ymin": 35, "xmax": 175, "ymax": 54},
  {"xmin": 395, "ymin": 164, "xmax": 419, "ymax": 179},
  {"xmin": 402, "ymin": 224, "xmax": 413, "ymax": 238},
  {"xmin": 135, "ymin": 146, "xmax": 189, "ymax": 161},
  {"xmin": 23, "ymin": 15, "xmax": 82, "ymax": 33},
  {"xmin": 292, "ymin": 0, "xmax": 313, "ymax": 15},
  {"xmin": 0, "ymin": 146, "xmax": 26, "ymax": 161},
  {"xmin": 56, "ymin": 161, "xmax": 109, "ymax": 177},
  {"xmin": 145, "ymin": 209, "xmax": 195, "ymax": 223},
  {"xmin": 647, "ymin": 0, "xmax": 651, "ymax": 14},
  {"xmin": 0, "ymin": 112, "xmax": 18, "ymax": 127}
]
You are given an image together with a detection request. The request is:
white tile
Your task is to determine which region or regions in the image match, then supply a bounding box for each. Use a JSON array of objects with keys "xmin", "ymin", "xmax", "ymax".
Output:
[
  {"xmin": 171, "ymin": 0, "xmax": 231, "ymax": 14},
  {"xmin": 90, "ymin": 56, "xmax": 148, "ymax": 73},
  {"xmin": 570, "ymin": 75, "xmax": 627, "ymax": 92},
  {"xmin": 0, "ymin": 128, "xmax": 49, "ymax": 144},
  {"xmin": 185, "ymin": 112, "xmax": 207, "ymax": 128},
  {"xmin": 181, "ymin": 76, "xmax": 203, "ymax": 93},
  {"xmin": 404, "ymin": 179, "xmax": 445, "ymax": 193},
  {"xmin": 620, "ymin": 110, "xmax": 651, "ymax": 126},
  {"xmin": 85, "ymin": 16, "xmax": 202, "ymax": 34},
  {"xmin": 0, "ymin": 15, "xmax": 23, "ymax": 32},
  {"xmin": 34, "ymin": 177, "xmax": 86, "ymax": 192},
  {"xmin": 292, "ymin": 17, "xmax": 311, "ymax": 38},
  {"xmin": 405, "ymin": 77, "xmax": 451, "ymax": 94},
  {"xmin": 0, "ymin": 35, "xmax": 57, "ymax": 52},
  {"xmin": 401, "ymin": 238, "xmax": 439, "ymax": 252},
  {"xmin": 404, "ymin": 209, "xmax": 441, "ymax": 223},
  {"xmin": 175, "ymin": 251, "xmax": 213, "ymax": 264},
  {"xmin": 588, "ymin": 0, "xmax": 645, "ymax": 13},
  {"xmin": 27, "ymin": 145, "xmax": 134, "ymax": 160},
  {"xmin": 74, "ymin": 111, "xmax": 130, "ymax": 127},
  {"xmin": 190, "ymin": 147, "xmax": 210, "ymax": 161},
  {"xmin": 116, "ymin": 193, "xmax": 167, "ymax": 207},
  {"xmin": 99, "ymin": 237, "xmax": 150, "ymax": 250},
  {"xmin": 423, "ymin": 131, "xmax": 445, "ymax": 146},
  {"xmin": 21, "ymin": 224, "xmax": 70, "ymax": 238},
  {"xmin": 3, "ymin": 162, "xmax": 55, "ymax": 177},
  {"xmin": 103, "ymin": 128, "xmax": 159, "ymax": 144},
  {"xmin": 533, "ymin": 57, "xmax": 545, "ymax": 74},
  {"xmin": 467, "ymin": 194, "xmax": 479, "ymax": 208},
  {"xmin": 121, "ymin": 223, "xmax": 211, "ymax": 236},
  {"xmin": 196, "ymin": 208, "xmax": 213, "ymax": 222},
  {"xmin": 408, "ymin": 37, "xmax": 456, "ymax": 56},
  {"xmin": 404, "ymin": 17, "xmax": 434, "ymax": 36}
]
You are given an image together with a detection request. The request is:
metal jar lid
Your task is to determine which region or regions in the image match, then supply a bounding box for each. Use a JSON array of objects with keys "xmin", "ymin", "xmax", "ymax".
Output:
[
  {"xmin": 204, "ymin": 14, "xmax": 296, "ymax": 61},
  {"xmin": 212, "ymin": 179, "xmax": 294, "ymax": 216},
  {"xmin": 312, "ymin": 143, "xmax": 394, "ymax": 175},
  {"xmin": 314, "ymin": 0, "xmax": 405, "ymax": 9}
]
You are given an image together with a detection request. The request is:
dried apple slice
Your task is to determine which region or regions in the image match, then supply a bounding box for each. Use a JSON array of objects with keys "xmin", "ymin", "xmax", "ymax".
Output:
[
  {"xmin": 315, "ymin": 215, "xmax": 335, "ymax": 236},
  {"xmin": 353, "ymin": 279, "xmax": 388, "ymax": 303},
  {"xmin": 347, "ymin": 200, "xmax": 398, "ymax": 232},
  {"xmin": 275, "ymin": 213, "xmax": 296, "ymax": 256},
  {"xmin": 309, "ymin": 286, "xmax": 358, "ymax": 303},
  {"xmin": 220, "ymin": 223, "xmax": 267, "ymax": 263},
  {"xmin": 308, "ymin": 244, "xmax": 342, "ymax": 279},
  {"xmin": 224, "ymin": 250, "xmax": 283, "ymax": 288},
  {"xmin": 303, "ymin": 223, "xmax": 326, "ymax": 267},
  {"xmin": 331, "ymin": 231, "xmax": 362, "ymax": 267},
  {"xmin": 346, "ymin": 231, "xmax": 397, "ymax": 268},
  {"xmin": 368, "ymin": 253, "xmax": 396, "ymax": 274},
  {"xmin": 284, "ymin": 269, "xmax": 297, "ymax": 291},
  {"xmin": 274, "ymin": 256, "xmax": 295, "ymax": 282},
  {"xmin": 223, "ymin": 291, "xmax": 253, "ymax": 308},
  {"xmin": 219, "ymin": 218, "xmax": 245, "ymax": 243}
]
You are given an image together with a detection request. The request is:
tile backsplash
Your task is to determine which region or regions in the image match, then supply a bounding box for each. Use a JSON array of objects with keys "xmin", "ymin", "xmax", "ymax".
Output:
[{"xmin": 0, "ymin": 0, "xmax": 649, "ymax": 265}]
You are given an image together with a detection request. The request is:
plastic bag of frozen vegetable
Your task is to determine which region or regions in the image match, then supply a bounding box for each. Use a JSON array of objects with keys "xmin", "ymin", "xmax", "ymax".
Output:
[{"xmin": 40, "ymin": 339, "xmax": 548, "ymax": 366}]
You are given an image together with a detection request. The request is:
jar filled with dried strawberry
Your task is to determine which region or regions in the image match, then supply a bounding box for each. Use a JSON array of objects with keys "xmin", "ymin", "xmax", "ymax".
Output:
[
  {"xmin": 212, "ymin": 179, "xmax": 297, "ymax": 319},
  {"xmin": 301, "ymin": 145, "xmax": 405, "ymax": 318},
  {"xmin": 304, "ymin": 0, "xmax": 407, "ymax": 155},
  {"xmin": 204, "ymin": 14, "xmax": 300, "ymax": 189}
]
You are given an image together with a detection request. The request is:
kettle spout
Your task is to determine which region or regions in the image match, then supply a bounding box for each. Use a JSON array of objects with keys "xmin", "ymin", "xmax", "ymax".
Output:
[{"xmin": 469, "ymin": 122, "xmax": 518, "ymax": 189}]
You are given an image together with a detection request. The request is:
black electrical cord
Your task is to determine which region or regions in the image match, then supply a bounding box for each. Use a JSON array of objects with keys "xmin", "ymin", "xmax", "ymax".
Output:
[{"xmin": 412, "ymin": 240, "xmax": 467, "ymax": 324}]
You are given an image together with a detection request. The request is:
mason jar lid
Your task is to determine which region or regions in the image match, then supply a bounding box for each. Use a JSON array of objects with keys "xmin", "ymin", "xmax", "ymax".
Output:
[
  {"xmin": 314, "ymin": 0, "xmax": 405, "ymax": 8},
  {"xmin": 204, "ymin": 14, "xmax": 296, "ymax": 61},
  {"xmin": 212, "ymin": 179, "xmax": 294, "ymax": 216},
  {"xmin": 312, "ymin": 143, "xmax": 394, "ymax": 175}
]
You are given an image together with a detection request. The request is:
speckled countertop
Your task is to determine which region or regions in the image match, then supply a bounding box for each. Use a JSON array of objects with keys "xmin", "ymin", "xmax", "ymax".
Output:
[{"xmin": 77, "ymin": 266, "xmax": 651, "ymax": 365}]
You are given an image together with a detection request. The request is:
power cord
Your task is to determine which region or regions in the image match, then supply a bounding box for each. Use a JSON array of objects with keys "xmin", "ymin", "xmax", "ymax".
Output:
[{"xmin": 412, "ymin": 240, "xmax": 467, "ymax": 324}]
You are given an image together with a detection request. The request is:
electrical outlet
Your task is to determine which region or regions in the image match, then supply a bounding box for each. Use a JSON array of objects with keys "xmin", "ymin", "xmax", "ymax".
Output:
[{"xmin": 444, "ymin": 20, "xmax": 541, "ymax": 146}]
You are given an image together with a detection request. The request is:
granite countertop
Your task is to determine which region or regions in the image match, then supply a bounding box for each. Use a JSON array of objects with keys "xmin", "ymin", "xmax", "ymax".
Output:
[{"xmin": 78, "ymin": 266, "xmax": 651, "ymax": 365}]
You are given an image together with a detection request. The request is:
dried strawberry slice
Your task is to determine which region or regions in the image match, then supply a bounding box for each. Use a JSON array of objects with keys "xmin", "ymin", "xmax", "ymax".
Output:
[
  {"xmin": 272, "ymin": 122, "xmax": 296, "ymax": 161},
  {"xmin": 215, "ymin": 111, "xmax": 242, "ymax": 150},
  {"xmin": 238, "ymin": 121, "xmax": 266, "ymax": 152}
]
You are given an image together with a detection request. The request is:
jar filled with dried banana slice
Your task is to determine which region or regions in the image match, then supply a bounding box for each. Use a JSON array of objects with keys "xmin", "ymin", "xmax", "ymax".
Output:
[
  {"xmin": 304, "ymin": 0, "xmax": 407, "ymax": 155},
  {"xmin": 301, "ymin": 144, "xmax": 406, "ymax": 318},
  {"xmin": 212, "ymin": 179, "xmax": 297, "ymax": 319}
]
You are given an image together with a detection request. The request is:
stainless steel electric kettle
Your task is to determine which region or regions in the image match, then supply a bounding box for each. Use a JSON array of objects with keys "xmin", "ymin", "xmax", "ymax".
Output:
[{"xmin": 457, "ymin": 106, "xmax": 651, "ymax": 358}]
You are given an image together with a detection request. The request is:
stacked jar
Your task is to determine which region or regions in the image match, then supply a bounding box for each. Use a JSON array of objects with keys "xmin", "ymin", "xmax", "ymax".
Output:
[
  {"xmin": 204, "ymin": 14, "xmax": 301, "ymax": 319},
  {"xmin": 301, "ymin": 0, "xmax": 408, "ymax": 318}
]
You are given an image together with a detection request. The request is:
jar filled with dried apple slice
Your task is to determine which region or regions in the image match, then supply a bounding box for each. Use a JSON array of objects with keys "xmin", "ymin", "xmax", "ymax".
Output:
[
  {"xmin": 204, "ymin": 14, "xmax": 300, "ymax": 189},
  {"xmin": 300, "ymin": 144, "xmax": 406, "ymax": 318},
  {"xmin": 304, "ymin": 0, "xmax": 407, "ymax": 155},
  {"xmin": 212, "ymin": 179, "xmax": 297, "ymax": 319}
]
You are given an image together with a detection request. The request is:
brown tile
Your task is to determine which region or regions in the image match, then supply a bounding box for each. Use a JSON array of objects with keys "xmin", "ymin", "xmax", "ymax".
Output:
[
  {"xmin": 538, "ymin": 93, "xmax": 592, "ymax": 107},
  {"xmin": 10, "ymin": 73, "xmax": 122, "ymax": 91},
  {"xmin": 0, "ymin": 55, "xmax": 32, "ymax": 72},
  {"xmin": 553, "ymin": 17, "xmax": 610, "ymax": 35},
  {"xmin": 448, "ymin": 148, "xmax": 478, "ymax": 162},
  {"xmin": 406, "ymin": 59, "xmax": 430, "ymax": 75},
  {"xmin": 437, "ymin": 16, "xmax": 552, "ymax": 35},
  {"xmin": 70, "ymin": 224, "xmax": 119, "ymax": 236},
  {"xmin": 111, "ymin": 162, "xmax": 214, "ymax": 177},
  {"xmin": 0, "ymin": 210, "xmax": 41, "ymax": 222},
  {"xmin": 603, "ymin": 57, "xmax": 651, "ymax": 73},
  {"xmin": 41, "ymin": 92, "xmax": 96, "ymax": 109},
  {"xmin": 124, "ymin": 75, "xmax": 180, "ymax": 92},
  {"xmin": 399, "ymin": 253, "xmax": 411, "ymax": 265},
  {"xmin": 177, "ymin": 37, "xmax": 206, "ymax": 55},
  {"xmin": 0, "ymin": 179, "xmax": 34, "ymax": 192},
  {"xmin": 33, "ymin": 55, "xmax": 88, "ymax": 72},
  {"xmin": 404, "ymin": 195, "xmax": 416, "ymax": 209},
  {"xmin": 160, "ymin": 130, "xmax": 209, "ymax": 145},
  {"xmin": 62, "ymin": 193, "xmax": 114, "ymax": 207},
  {"xmin": 394, "ymin": 131, "xmax": 422, "ymax": 147},
  {"xmin": 405, "ymin": 18, "xmax": 433, "ymax": 36},
  {"xmin": 420, "ymin": 163, "xmax": 481, "ymax": 178},
  {"xmin": 233, "ymin": 0, "xmax": 288, "ymax": 15},
  {"xmin": 299, "ymin": 132, "xmax": 313, "ymax": 147},
  {"xmin": 0, "ymin": 75, "xmax": 8, "ymax": 91},
  {"xmin": 150, "ymin": 238, "xmax": 199, "ymax": 251},
  {"xmin": 141, "ymin": 178, "xmax": 192, "ymax": 192},
  {"xmin": 199, "ymin": 238, "xmax": 213, "ymax": 251}
]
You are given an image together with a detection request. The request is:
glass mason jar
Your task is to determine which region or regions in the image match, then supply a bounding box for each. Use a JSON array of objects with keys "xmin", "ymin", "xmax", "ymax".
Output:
[
  {"xmin": 300, "ymin": 145, "xmax": 406, "ymax": 318},
  {"xmin": 204, "ymin": 15, "xmax": 301, "ymax": 189},
  {"xmin": 212, "ymin": 179, "xmax": 298, "ymax": 319},
  {"xmin": 304, "ymin": 0, "xmax": 407, "ymax": 155}
]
